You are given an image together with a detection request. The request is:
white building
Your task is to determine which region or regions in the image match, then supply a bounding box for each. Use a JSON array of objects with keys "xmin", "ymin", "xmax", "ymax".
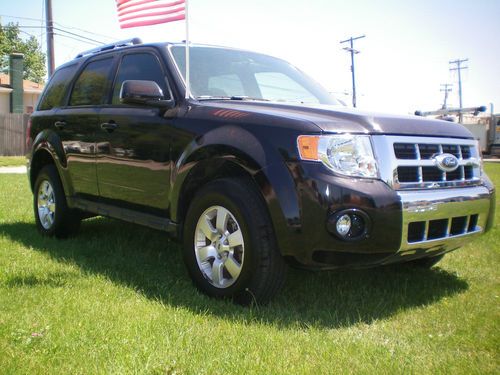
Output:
[{"xmin": 0, "ymin": 72, "xmax": 45, "ymax": 114}]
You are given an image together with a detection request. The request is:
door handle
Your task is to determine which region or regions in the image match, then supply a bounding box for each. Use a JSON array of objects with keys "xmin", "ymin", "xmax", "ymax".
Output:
[
  {"xmin": 100, "ymin": 122, "xmax": 118, "ymax": 132},
  {"xmin": 54, "ymin": 121, "xmax": 66, "ymax": 130}
]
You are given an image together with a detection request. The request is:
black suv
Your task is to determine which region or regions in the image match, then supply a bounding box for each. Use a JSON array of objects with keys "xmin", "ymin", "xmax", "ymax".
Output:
[{"xmin": 28, "ymin": 39, "xmax": 495, "ymax": 304}]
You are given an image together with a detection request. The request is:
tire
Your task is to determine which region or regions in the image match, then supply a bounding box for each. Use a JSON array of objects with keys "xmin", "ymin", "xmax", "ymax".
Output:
[
  {"xmin": 182, "ymin": 178, "xmax": 287, "ymax": 305},
  {"xmin": 34, "ymin": 165, "xmax": 81, "ymax": 238},
  {"xmin": 405, "ymin": 254, "xmax": 444, "ymax": 269}
]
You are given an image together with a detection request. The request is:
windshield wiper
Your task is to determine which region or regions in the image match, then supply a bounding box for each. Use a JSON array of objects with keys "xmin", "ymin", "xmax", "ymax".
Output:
[
  {"xmin": 196, "ymin": 95, "xmax": 270, "ymax": 102},
  {"xmin": 229, "ymin": 96, "xmax": 270, "ymax": 102}
]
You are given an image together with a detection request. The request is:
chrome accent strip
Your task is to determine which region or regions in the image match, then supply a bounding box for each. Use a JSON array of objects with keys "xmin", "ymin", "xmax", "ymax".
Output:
[{"xmin": 398, "ymin": 186, "xmax": 492, "ymax": 252}]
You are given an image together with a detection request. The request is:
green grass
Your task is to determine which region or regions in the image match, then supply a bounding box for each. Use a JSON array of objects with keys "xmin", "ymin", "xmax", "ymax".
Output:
[
  {"xmin": 0, "ymin": 164, "xmax": 498, "ymax": 374},
  {"xmin": 0, "ymin": 156, "xmax": 26, "ymax": 167}
]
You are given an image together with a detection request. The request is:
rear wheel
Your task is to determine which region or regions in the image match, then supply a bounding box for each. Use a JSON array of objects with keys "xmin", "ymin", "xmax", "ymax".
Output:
[
  {"xmin": 34, "ymin": 165, "xmax": 81, "ymax": 238},
  {"xmin": 183, "ymin": 178, "xmax": 286, "ymax": 305}
]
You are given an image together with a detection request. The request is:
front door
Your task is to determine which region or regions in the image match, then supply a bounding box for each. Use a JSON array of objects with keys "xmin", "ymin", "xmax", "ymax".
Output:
[{"xmin": 96, "ymin": 51, "xmax": 174, "ymax": 211}]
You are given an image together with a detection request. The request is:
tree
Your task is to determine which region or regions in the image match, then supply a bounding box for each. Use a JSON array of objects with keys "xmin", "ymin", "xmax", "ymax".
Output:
[{"xmin": 0, "ymin": 23, "xmax": 46, "ymax": 83}]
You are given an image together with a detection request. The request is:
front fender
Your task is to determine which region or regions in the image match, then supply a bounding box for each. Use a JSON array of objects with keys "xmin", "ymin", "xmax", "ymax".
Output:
[
  {"xmin": 170, "ymin": 125, "xmax": 273, "ymax": 218},
  {"xmin": 253, "ymin": 162, "xmax": 301, "ymax": 256},
  {"xmin": 169, "ymin": 125, "xmax": 303, "ymax": 255}
]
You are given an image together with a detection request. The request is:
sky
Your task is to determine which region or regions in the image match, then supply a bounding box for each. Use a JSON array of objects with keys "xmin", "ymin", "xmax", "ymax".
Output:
[{"xmin": 1, "ymin": 0, "xmax": 499, "ymax": 115}]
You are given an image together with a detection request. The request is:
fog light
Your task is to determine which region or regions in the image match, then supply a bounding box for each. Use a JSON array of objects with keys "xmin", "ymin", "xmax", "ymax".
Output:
[
  {"xmin": 336, "ymin": 214, "xmax": 351, "ymax": 236},
  {"xmin": 327, "ymin": 209, "xmax": 371, "ymax": 241}
]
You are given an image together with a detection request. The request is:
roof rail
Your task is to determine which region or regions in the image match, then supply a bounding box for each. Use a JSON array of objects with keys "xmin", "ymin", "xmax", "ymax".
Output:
[{"xmin": 75, "ymin": 38, "xmax": 143, "ymax": 58}]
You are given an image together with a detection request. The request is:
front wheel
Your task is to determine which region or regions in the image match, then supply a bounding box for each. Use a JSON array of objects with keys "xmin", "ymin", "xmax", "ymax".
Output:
[
  {"xmin": 34, "ymin": 165, "xmax": 81, "ymax": 238},
  {"xmin": 183, "ymin": 178, "xmax": 286, "ymax": 305}
]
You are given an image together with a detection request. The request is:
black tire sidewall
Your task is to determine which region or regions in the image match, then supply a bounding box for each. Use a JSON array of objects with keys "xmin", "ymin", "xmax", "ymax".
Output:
[
  {"xmin": 183, "ymin": 181, "xmax": 262, "ymax": 300},
  {"xmin": 33, "ymin": 165, "xmax": 71, "ymax": 237}
]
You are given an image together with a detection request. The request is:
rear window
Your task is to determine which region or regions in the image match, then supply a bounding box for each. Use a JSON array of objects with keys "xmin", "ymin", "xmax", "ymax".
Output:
[
  {"xmin": 70, "ymin": 57, "xmax": 114, "ymax": 106},
  {"xmin": 38, "ymin": 64, "xmax": 77, "ymax": 110}
]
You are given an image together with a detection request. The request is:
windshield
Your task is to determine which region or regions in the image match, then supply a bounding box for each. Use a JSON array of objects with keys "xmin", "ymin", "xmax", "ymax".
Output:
[{"xmin": 170, "ymin": 46, "xmax": 339, "ymax": 105}]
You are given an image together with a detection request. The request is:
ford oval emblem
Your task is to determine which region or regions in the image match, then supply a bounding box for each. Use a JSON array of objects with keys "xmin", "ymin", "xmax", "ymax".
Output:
[{"xmin": 434, "ymin": 153, "xmax": 459, "ymax": 172}]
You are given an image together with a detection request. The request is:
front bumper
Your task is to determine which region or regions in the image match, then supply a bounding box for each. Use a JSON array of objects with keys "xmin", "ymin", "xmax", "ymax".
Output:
[
  {"xmin": 397, "ymin": 186, "xmax": 492, "ymax": 254},
  {"xmin": 278, "ymin": 162, "xmax": 495, "ymax": 269}
]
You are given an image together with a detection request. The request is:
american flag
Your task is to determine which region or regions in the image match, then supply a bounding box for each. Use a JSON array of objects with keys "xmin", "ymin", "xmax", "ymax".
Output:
[{"xmin": 116, "ymin": 0, "xmax": 186, "ymax": 29}]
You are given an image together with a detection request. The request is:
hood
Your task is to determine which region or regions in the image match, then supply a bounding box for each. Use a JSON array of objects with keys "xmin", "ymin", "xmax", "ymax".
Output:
[{"xmin": 201, "ymin": 101, "xmax": 474, "ymax": 139}]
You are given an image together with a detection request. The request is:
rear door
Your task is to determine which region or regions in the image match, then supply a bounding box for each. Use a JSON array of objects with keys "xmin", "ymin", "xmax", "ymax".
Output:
[
  {"xmin": 96, "ymin": 50, "xmax": 174, "ymax": 211},
  {"xmin": 56, "ymin": 56, "xmax": 116, "ymax": 197}
]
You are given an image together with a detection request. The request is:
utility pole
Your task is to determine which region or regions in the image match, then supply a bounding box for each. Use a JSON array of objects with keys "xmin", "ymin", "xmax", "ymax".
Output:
[
  {"xmin": 340, "ymin": 35, "xmax": 365, "ymax": 108},
  {"xmin": 45, "ymin": 0, "xmax": 55, "ymax": 77},
  {"xmin": 440, "ymin": 83, "xmax": 452, "ymax": 109},
  {"xmin": 449, "ymin": 58, "xmax": 468, "ymax": 123}
]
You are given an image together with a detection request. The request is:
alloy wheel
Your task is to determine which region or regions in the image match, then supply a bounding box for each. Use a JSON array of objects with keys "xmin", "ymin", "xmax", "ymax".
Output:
[
  {"xmin": 194, "ymin": 205, "xmax": 245, "ymax": 288},
  {"xmin": 37, "ymin": 180, "xmax": 56, "ymax": 230}
]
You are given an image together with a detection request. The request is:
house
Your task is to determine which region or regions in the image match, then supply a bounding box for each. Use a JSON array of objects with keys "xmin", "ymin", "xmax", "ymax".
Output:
[{"xmin": 0, "ymin": 54, "xmax": 45, "ymax": 114}]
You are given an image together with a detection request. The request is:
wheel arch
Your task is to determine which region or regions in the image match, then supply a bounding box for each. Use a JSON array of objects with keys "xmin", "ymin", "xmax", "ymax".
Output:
[
  {"xmin": 30, "ymin": 147, "xmax": 56, "ymax": 191},
  {"xmin": 172, "ymin": 152, "xmax": 262, "ymax": 231},
  {"xmin": 171, "ymin": 150, "xmax": 300, "ymax": 257},
  {"xmin": 29, "ymin": 129, "xmax": 71, "ymax": 194}
]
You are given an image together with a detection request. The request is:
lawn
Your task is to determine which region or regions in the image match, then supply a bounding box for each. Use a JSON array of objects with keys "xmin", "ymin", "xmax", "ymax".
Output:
[
  {"xmin": 0, "ymin": 156, "xmax": 26, "ymax": 167},
  {"xmin": 0, "ymin": 163, "xmax": 498, "ymax": 374}
]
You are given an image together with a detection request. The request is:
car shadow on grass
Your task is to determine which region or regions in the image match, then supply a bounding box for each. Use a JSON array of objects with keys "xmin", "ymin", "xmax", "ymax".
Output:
[{"xmin": 0, "ymin": 218, "xmax": 469, "ymax": 329}]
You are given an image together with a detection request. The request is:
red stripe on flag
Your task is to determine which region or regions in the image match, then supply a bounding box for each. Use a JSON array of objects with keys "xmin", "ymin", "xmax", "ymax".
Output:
[
  {"xmin": 115, "ymin": 0, "xmax": 185, "ymax": 28},
  {"xmin": 116, "ymin": 0, "xmax": 134, "ymax": 7},
  {"xmin": 119, "ymin": 13, "xmax": 185, "ymax": 29},
  {"xmin": 119, "ymin": 6, "xmax": 184, "ymax": 22},
  {"xmin": 118, "ymin": 0, "xmax": 156, "ymax": 12},
  {"xmin": 118, "ymin": 0, "xmax": 185, "ymax": 17}
]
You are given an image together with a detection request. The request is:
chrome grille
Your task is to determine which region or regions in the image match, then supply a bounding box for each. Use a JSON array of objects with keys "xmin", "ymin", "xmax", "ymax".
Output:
[
  {"xmin": 372, "ymin": 136, "xmax": 481, "ymax": 190},
  {"xmin": 407, "ymin": 214, "xmax": 479, "ymax": 243}
]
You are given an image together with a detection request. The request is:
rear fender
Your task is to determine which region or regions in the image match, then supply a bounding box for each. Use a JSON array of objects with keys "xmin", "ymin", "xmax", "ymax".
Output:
[{"xmin": 30, "ymin": 129, "xmax": 73, "ymax": 196}]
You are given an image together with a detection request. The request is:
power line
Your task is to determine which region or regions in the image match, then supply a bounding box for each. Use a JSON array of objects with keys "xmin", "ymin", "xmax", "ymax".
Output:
[
  {"xmin": 53, "ymin": 33, "xmax": 100, "ymax": 46},
  {"xmin": 53, "ymin": 27, "xmax": 105, "ymax": 45},
  {"xmin": 0, "ymin": 14, "xmax": 45, "ymax": 22},
  {"xmin": 53, "ymin": 22, "xmax": 116, "ymax": 42},
  {"xmin": 14, "ymin": 25, "xmax": 106, "ymax": 45},
  {"xmin": 0, "ymin": 13, "xmax": 117, "ymax": 42}
]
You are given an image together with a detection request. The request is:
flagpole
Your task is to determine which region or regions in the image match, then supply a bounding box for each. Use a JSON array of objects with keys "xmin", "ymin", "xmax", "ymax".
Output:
[{"xmin": 184, "ymin": 0, "xmax": 190, "ymax": 100}]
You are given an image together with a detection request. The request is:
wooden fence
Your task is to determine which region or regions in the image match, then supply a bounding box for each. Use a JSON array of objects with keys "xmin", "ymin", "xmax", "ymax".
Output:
[{"xmin": 0, "ymin": 113, "xmax": 30, "ymax": 156}]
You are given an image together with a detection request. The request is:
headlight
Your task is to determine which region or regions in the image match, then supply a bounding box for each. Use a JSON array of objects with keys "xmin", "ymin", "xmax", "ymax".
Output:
[{"xmin": 297, "ymin": 134, "xmax": 378, "ymax": 178}]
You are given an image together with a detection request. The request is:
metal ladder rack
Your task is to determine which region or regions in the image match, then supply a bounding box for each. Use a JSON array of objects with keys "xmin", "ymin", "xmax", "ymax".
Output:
[{"xmin": 75, "ymin": 38, "xmax": 143, "ymax": 58}]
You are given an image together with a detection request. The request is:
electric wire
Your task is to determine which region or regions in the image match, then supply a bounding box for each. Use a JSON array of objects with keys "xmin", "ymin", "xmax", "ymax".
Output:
[
  {"xmin": 7, "ymin": 25, "xmax": 105, "ymax": 45},
  {"xmin": 53, "ymin": 33, "xmax": 100, "ymax": 46},
  {"xmin": 0, "ymin": 14, "xmax": 117, "ymax": 42}
]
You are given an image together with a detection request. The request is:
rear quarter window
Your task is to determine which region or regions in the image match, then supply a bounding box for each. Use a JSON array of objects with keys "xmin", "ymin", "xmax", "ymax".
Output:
[{"xmin": 37, "ymin": 64, "xmax": 78, "ymax": 110}]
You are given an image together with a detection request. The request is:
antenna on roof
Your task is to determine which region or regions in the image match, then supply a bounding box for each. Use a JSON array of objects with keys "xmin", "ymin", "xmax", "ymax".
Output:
[{"xmin": 75, "ymin": 38, "xmax": 143, "ymax": 58}]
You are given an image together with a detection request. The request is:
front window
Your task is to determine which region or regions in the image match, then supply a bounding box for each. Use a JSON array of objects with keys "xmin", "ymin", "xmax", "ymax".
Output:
[
  {"xmin": 170, "ymin": 46, "xmax": 339, "ymax": 105},
  {"xmin": 112, "ymin": 52, "xmax": 169, "ymax": 104}
]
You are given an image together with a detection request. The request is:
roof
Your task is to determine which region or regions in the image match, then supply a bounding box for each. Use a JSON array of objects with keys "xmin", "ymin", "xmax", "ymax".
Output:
[{"xmin": 0, "ymin": 73, "xmax": 45, "ymax": 94}]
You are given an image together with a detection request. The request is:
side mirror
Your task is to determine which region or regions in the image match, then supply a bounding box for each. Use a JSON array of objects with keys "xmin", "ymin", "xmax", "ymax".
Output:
[{"xmin": 120, "ymin": 80, "xmax": 174, "ymax": 109}]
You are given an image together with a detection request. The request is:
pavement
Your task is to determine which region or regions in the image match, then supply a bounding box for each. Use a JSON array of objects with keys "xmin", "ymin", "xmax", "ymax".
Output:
[{"xmin": 0, "ymin": 166, "xmax": 27, "ymax": 174}]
